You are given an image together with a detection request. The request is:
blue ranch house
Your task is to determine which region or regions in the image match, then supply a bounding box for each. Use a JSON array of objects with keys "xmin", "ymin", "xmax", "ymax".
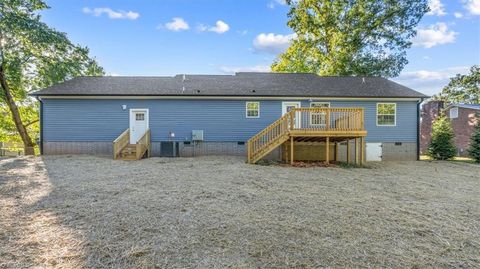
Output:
[{"xmin": 31, "ymin": 73, "xmax": 427, "ymax": 163}]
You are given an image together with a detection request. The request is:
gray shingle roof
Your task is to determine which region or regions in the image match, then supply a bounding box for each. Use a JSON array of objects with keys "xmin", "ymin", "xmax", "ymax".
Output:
[
  {"xmin": 30, "ymin": 72, "xmax": 427, "ymax": 98},
  {"xmin": 447, "ymin": 104, "xmax": 480, "ymax": 110}
]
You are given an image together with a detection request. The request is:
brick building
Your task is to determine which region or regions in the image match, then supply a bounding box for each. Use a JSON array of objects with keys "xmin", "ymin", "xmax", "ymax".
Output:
[
  {"xmin": 421, "ymin": 101, "xmax": 480, "ymax": 156},
  {"xmin": 444, "ymin": 104, "xmax": 480, "ymax": 156}
]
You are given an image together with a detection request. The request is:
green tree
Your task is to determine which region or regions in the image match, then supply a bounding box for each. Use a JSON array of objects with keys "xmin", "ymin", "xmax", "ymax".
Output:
[
  {"xmin": 435, "ymin": 65, "xmax": 480, "ymax": 104},
  {"xmin": 428, "ymin": 115, "xmax": 456, "ymax": 160},
  {"xmin": 469, "ymin": 123, "xmax": 480, "ymax": 163},
  {"xmin": 0, "ymin": 0, "xmax": 104, "ymax": 155},
  {"xmin": 272, "ymin": 0, "xmax": 428, "ymax": 77}
]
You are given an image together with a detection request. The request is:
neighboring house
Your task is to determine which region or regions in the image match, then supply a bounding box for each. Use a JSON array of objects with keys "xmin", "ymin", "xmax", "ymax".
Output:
[
  {"xmin": 31, "ymin": 73, "xmax": 427, "ymax": 162},
  {"xmin": 421, "ymin": 101, "xmax": 480, "ymax": 157},
  {"xmin": 445, "ymin": 104, "xmax": 480, "ymax": 156}
]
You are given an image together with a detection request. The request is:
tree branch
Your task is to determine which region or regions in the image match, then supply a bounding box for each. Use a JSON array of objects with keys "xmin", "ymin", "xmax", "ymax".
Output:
[{"xmin": 24, "ymin": 119, "xmax": 39, "ymax": 127}]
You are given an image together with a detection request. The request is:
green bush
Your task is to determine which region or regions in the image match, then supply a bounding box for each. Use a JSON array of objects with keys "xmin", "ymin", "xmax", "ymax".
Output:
[
  {"xmin": 469, "ymin": 123, "xmax": 480, "ymax": 163},
  {"xmin": 428, "ymin": 115, "xmax": 456, "ymax": 160}
]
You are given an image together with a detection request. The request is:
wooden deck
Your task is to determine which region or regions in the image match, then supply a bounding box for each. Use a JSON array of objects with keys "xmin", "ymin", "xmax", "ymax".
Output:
[{"xmin": 247, "ymin": 108, "xmax": 367, "ymax": 164}]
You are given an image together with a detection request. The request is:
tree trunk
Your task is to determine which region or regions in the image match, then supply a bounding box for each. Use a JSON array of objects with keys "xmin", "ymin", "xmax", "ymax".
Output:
[{"xmin": 0, "ymin": 64, "xmax": 36, "ymax": 155}]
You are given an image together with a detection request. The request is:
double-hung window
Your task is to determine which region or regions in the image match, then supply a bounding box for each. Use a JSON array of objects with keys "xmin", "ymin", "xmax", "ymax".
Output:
[
  {"xmin": 377, "ymin": 103, "xmax": 396, "ymax": 126},
  {"xmin": 246, "ymin": 102, "xmax": 260, "ymax": 118},
  {"xmin": 310, "ymin": 102, "xmax": 330, "ymax": 126},
  {"xmin": 449, "ymin": 107, "xmax": 458, "ymax": 119}
]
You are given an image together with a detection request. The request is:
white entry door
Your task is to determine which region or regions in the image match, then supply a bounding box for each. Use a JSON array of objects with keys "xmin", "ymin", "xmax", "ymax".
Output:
[
  {"xmin": 129, "ymin": 109, "xmax": 149, "ymax": 144},
  {"xmin": 282, "ymin": 102, "xmax": 301, "ymax": 129},
  {"xmin": 366, "ymin": 143, "xmax": 382, "ymax": 161}
]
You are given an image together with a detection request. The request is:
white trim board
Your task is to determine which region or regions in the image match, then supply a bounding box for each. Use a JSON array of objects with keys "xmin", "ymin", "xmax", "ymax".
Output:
[{"xmin": 38, "ymin": 95, "xmax": 424, "ymax": 102}]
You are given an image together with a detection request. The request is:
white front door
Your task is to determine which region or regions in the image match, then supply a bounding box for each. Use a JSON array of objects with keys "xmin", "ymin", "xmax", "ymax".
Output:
[
  {"xmin": 282, "ymin": 102, "xmax": 301, "ymax": 128},
  {"xmin": 129, "ymin": 109, "xmax": 149, "ymax": 144},
  {"xmin": 366, "ymin": 143, "xmax": 382, "ymax": 161}
]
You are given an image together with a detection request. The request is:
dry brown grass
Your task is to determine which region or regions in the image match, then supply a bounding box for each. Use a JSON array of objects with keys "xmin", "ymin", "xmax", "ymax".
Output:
[{"xmin": 1, "ymin": 155, "xmax": 479, "ymax": 268}]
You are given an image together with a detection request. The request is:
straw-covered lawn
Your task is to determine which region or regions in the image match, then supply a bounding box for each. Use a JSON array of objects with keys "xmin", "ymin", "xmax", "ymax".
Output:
[{"xmin": 1, "ymin": 156, "xmax": 479, "ymax": 268}]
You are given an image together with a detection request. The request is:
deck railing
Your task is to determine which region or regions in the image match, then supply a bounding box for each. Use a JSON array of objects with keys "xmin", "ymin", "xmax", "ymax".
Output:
[
  {"xmin": 291, "ymin": 107, "xmax": 364, "ymax": 131},
  {"xmin": 113, "ymin": 128, "xmax": 130, "ymax": 159},
  {"xmin": 247, "ymin": 107, "xmax": 365, "ymax": 163},
  {"xmin": 136, "ymin": 129, "xmax": 151, "ymax": 160}
]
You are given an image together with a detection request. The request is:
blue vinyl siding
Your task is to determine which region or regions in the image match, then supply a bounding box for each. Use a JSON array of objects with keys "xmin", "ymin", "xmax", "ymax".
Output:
[{"xmin": 42, "ymin": 99, "xmax": 418, "ymax": 143}]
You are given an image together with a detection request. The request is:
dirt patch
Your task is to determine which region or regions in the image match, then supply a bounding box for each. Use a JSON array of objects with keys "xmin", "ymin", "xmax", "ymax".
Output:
[{"xmin": 1, "ymin": 156, "xmax": 479, "ymax": 268}]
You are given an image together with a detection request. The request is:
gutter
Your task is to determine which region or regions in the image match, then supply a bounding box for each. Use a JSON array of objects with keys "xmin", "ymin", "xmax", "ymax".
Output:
[
  {"xmin": 417, "ymin": 98, "xmax": 425, "ymax": 161},
  {"xmin": 36, "ymin": 97, "xmax": 43, "ymax": 155}
]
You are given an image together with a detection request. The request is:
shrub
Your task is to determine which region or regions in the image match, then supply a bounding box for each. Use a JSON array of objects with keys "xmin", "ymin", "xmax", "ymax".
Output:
[
  {"xmin": 428, "ymin": 115, "xmax": 456, "ymax": 160},
  {"xmin": 469, "ymin": 123, "xmax": 480, "ymax": 163}
]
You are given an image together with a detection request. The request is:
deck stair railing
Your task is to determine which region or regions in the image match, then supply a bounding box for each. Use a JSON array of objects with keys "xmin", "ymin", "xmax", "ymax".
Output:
[
  {"xmin": 135, "ymin": 129, "xmax": 151, "ymax": 160},
  {"xmin": 247, "ymin": 112, "xmax": 292, "ymax": 163},
  {"xmin": 113, "ymin": 128, "xmax": 151, "ymax": 160},
  {"xmin": 113, "ymin": 128, "xmax": 130, "ymax": 159},
  {"xmin": 247, "ymin": 107, "xmax": 365, "ymax": 163}
]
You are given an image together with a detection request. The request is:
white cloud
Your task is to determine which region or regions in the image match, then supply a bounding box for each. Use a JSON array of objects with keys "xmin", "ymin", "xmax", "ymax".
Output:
[
  {"xmin": 464, "ymin": 0, "xmax": 480, "ymax": 15},
  {"xmin": 253, "ymin": 33, "xmax": 296, "ymax": 54},
  {"xmin": 219, "ymin": 65, "xmax": 271, "ymax": 74},
  {"xmin": 454, "ymin": 12, "xmax": 464, "ymax": 18},
  {"xmin": 412, "ymin": 23, "xmax": 457, "ymax": 48},
  {"xmin": 198, "ymin": 21, "xmax": 230, "ymax": 34},
  {"xmin": 427, "ymin": 0, "xmax": 446, "ymax": 16},
  {"xmin": 107, "ymin": 72, "xmax": 121, "ymax": 76},
  {"xmin": 208, "ymin": 20, "xmax": 230, "ymax": 34},
  {"xmin": 393, "ymin": 66, "xmax": 470, "ymax": 96},
  {"xmin": 82, "ymin": 7, "xmax": 139, "ymax": 20},
  {"xmin": 268, "ymin": 0, "xmax": 287, "ymax": 9},
  {"xmin": 163, "ymin": 17, "xmax": 190, "ymax": 31}
]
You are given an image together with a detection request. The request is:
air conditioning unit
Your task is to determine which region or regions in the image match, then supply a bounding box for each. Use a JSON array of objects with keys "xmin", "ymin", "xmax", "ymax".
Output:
[{"xmin": 160, "ymin": 142, "xmax": 179, "ymax": 157}]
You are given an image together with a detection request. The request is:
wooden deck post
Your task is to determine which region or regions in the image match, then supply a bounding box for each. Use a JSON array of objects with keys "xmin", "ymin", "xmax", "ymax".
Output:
[
  {"xmin": 354, "ymin": 138, "xmax": 359, "ymax": 165},
  {"xmin": 325, "ymin": 137, "xmax": 330, "ymax": 165},
  {"xmin": 290, "ymin": 136, "xmax": 294, "ymax": 165},
  {"xmin": 346, "ymin": 139, "xmax": 350, "ymax": 164},
  {"xmin": 334, "ymin": 142, "xmax": 338, "ymax": 162},
  {"xmin": 360, "ymin": 137, "xmax": 365, "ymax": 165}
]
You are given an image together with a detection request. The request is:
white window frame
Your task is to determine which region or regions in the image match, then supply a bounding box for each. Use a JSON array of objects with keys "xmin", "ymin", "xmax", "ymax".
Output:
[
  {"xmin": 376, "ymin": 103, "xmax": 396, "ymax": 126},
  {"xmin": 246, "ymin": 101, "xmax": 260, "ymax": 118},
  {"xmin": 449, "ymin": 107, "xmax": 458, "ymax": 119},
  {"xmin": 310, "ymin": 102, "xmax": 330, "ymax": 126}
]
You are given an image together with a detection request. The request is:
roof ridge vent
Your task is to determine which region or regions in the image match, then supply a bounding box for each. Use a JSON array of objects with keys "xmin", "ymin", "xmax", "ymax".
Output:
[
  {"xmin": 362, "ymin": 77, "xmax": 366, "ymax": 84},
  {"xmin": 182, "ymin": 74, "xmax": 186, "ymax": 92}
]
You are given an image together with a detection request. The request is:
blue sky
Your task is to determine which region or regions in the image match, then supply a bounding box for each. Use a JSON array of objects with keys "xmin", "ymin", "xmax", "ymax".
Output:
[{"xmin": 41, "ymin": 0, "xmax": 480, "ymax": 96}]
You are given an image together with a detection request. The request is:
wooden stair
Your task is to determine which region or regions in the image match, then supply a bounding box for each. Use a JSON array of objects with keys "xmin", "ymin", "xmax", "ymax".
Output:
[
  {"xmin": 119, "ymin": 144, "xmax": 138, "ymax": 160},
  {"xmin": 247, "ymin": 112, "xmax": 292, "ymax": 164},
  {"xmin": 113, "ymin": 129, "xmax": 151, "ymax": 160}
]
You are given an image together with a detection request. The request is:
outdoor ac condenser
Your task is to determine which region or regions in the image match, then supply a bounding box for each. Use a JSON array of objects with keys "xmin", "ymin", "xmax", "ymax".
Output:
[{"xmin": 160, "ymin": 142, "xmax": 179, "ymax": 157}]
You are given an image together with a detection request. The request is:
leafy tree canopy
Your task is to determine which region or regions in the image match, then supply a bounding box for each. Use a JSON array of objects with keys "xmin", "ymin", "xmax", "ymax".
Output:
[
  {"xmin": 272, "ymin": 0, "xmax": 429, "ymax": 77},
  {"xmin": 0, "ymin": 0, "xmax": 104, "ymax": 153},
  {"xmin": 434, "ymin": 65, "xmax": 480, "ymax": 104}
]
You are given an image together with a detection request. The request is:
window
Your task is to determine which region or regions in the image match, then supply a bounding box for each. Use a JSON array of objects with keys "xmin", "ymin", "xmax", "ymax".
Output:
[
  {"xmin": 377, "ymin": 103, "xmax": 396, "ymax": 126},
  {"xmin": 135, "ymin": 113, "xmax": 145, "ymax": 121},
  {"xmin": 246, "ymin": 102, "xmax": 260, "ymax": 118},
  {"xmin": 449, "ymin": 107, "xmax": 458, "ymax": 119},
  {"xmin": 310, "ymin": 102, "xmax": 330, "ymax": 126}
]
